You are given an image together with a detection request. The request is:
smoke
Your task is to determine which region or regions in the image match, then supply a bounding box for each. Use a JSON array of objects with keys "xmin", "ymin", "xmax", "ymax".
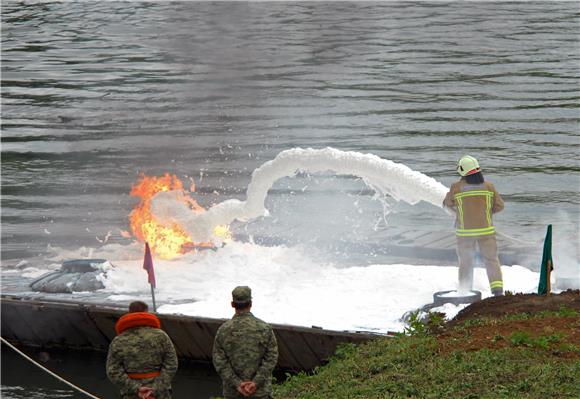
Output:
[{"xmin": 150, "ymin": 147, "xmax": 449, "ymax": 242}]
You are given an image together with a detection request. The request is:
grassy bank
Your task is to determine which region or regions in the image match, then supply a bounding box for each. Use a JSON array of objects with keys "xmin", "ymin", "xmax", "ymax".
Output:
[{"xmin": 273, "ymin": 308, "xmax": 580, "ymax": 399}]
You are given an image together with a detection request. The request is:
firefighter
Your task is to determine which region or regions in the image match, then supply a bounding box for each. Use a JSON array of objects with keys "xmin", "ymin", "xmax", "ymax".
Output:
[{"xmin": 443, "ymin": 155, "xmax": 505, "ymax": 296}]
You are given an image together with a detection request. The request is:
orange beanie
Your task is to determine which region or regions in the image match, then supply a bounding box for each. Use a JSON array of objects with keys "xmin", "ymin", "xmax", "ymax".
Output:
[{"xmin": 115, "ymin": 312, "xmax": 161, "ymax": 335}]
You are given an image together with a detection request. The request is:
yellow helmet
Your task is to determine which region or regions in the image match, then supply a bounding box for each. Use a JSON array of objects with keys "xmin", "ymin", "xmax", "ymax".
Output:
[{"xmin": 457, "ymin": 155, "xmax": 480, "ymax": 176}]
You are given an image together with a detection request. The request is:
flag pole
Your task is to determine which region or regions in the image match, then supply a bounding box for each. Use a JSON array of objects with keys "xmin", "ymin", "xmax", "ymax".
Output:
[
  {"xmin": 150, "ymin": 284, "xmax": 157, "ymax": 312},
  {"xmin": 546, "ymin": 259, "xmax": 552, "ymax": 296},
  {"xmin": 143, "ymin": 242, "xmax": 158, "ymax": 312}
]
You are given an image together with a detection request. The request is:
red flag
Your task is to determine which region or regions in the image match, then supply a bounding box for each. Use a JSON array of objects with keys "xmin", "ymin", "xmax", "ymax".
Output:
[{"xmin": 143, "ymin": 242, "xmax": 156, "ymax": 288}]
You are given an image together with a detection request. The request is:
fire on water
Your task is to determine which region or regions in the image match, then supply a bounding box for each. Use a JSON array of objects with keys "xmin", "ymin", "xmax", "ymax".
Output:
[{"xmin": 129, "ymin": 173, "xmax": 231, "ymax": 259}]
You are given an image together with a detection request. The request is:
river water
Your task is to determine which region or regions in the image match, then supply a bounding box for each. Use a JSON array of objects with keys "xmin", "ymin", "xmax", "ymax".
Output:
[
  {"xmin": 1, "ymin": 344, "xmax": 221, "ymax": 399},
  {"xmin": 1, "ymin": 1, "xmax": 579, "ymax": 397}
]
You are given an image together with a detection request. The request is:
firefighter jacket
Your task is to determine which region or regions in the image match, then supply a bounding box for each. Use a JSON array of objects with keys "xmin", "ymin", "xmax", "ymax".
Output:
[{"xmin": 443, "ymin": 180, "xmax": 504, "ymax": 237}]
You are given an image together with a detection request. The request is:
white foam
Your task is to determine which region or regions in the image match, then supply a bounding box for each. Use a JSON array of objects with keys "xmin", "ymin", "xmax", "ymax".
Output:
[
  {"xmin": 95, "ymin": 241, "xmax": 540, "ymax": 333},
  {"xmin": 440, "ymin": 290, "xmax": 479, "ymax": 298},
  {"xmin": 151, "ymin": 147, "xmax": 449, "ymax": 242}
]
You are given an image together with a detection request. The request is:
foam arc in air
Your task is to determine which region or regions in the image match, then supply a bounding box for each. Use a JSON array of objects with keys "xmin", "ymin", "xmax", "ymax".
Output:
[{"xmin": 151, "ymin": 147, "xmax": 449, "ymax": 242}]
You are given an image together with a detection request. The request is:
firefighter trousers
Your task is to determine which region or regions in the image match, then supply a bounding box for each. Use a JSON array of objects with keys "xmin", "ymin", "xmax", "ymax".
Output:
[{"xmin": 456, "ymin": 234, "xmax": 503, "ymax": 294}]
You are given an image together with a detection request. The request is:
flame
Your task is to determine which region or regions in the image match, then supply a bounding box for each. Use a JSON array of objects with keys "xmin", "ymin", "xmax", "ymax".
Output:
[{"xmin": 129, "ymin": 173, "xmax": 231, "ymax": 259}]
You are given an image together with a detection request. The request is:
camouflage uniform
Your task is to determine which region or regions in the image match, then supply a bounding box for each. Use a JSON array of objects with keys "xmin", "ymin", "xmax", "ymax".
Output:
[
  {"xmin": 213, "ymin": 287, "xmax": 278, "ymax": 399},
  {"xmin": 106, "ymin": 325, "xmax": 178, "ymax": 399}
]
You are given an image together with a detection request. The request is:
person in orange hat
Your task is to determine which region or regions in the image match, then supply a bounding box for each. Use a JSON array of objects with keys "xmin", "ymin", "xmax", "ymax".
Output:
[{"xmin": 106, "ymin": 301, "xmax": 178, "ymax": 399}]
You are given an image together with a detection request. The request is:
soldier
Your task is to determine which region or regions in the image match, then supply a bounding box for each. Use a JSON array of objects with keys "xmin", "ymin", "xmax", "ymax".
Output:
[
  {"xmin": 213, "ymin": 286, "xmax": 279, "ymax": 399},
  {"xmin": 106, "ymin": 301, "xmax": 178, "ymax": 399}
]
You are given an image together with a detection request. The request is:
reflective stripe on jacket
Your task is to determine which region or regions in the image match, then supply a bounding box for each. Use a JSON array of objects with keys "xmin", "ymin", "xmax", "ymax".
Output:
[{"xmin": 443, "ymin": 181, "xmax": 504, "ymax": 237}]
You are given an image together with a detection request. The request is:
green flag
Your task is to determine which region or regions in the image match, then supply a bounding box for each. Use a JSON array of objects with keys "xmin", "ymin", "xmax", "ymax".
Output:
[{"xmin": 537, "ymin": 224, "xmax": 553, "ymax": 295}]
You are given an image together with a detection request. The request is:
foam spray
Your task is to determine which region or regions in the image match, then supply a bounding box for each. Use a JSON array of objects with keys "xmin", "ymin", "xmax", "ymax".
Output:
[{"xmin": 151, "ymin": 147, "xmax": 449, "ymax": 242}]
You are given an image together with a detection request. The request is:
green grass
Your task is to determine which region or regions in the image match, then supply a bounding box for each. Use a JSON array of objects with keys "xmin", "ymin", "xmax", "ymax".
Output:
[{"xmin": 273, "ymin": 313, "xmax": 580, "ymax": 399}]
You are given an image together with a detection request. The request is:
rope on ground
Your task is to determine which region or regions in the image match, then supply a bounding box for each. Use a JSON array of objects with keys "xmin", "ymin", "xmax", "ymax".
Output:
[{"xmin": 1, "ymin": 336, "xmax": 103, "ymax": 399}]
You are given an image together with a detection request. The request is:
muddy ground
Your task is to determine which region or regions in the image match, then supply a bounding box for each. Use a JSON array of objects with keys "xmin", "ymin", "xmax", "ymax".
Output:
[
  {"xmin": 451, "ymin": 289, "xmax": 580, "ymax": 324},
  {"xmin": 437, "ymin": 290, "xmax": 580, "ymax": 358}
]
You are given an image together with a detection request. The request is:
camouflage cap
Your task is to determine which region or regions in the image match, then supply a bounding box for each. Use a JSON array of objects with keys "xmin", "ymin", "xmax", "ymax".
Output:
[{"xmin": 232, "ymin": 286, "xmax": 252, "ymax": 303}]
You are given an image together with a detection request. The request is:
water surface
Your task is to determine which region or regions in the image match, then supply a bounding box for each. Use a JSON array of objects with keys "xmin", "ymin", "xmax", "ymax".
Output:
[{"xmin": 2, "ymin": 1, "xmax": 579, "ymax": 264}]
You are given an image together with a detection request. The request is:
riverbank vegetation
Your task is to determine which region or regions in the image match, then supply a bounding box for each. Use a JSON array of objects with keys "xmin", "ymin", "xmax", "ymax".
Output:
[{"xmin": 274, "ymin": 292, "xmax": 580, "ymax": 399}]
